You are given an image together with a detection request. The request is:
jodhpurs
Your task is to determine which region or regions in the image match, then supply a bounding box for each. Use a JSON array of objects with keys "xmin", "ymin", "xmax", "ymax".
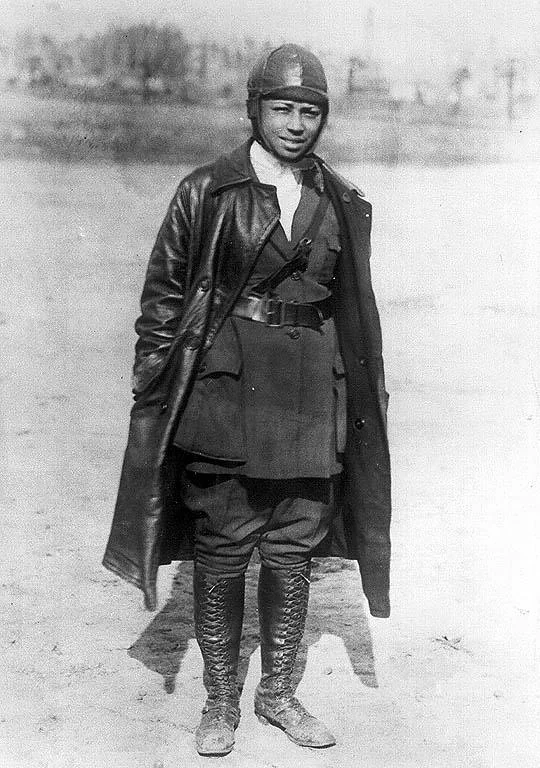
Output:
[{"xmin": 180, "ymin": 472, "xmax": 334, "ymax": 575}]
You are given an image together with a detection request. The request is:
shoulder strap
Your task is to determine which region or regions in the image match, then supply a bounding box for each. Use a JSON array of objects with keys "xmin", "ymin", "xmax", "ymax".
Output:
[
  {"xmin": 249, "ymin": 238, "xmax": 312, "ymax": 297},
  {"xmin": 299, "ymin": 191, "xmax": 330, "ymax": 243}
]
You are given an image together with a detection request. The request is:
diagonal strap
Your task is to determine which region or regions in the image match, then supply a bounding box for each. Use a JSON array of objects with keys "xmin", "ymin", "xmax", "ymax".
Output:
[
  {"xmin": 250, "ymin": 193, "xmax": 330, "ymax": 297},
  {"xmin": 294, "ymin": 186, "xmax": 330, "ymax": 247}
]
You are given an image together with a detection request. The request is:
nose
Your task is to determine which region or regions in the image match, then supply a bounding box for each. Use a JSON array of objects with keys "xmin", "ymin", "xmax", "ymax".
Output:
[{"xmin": 286, "ymin": 110, "xmax": 304, "ymax": 134}]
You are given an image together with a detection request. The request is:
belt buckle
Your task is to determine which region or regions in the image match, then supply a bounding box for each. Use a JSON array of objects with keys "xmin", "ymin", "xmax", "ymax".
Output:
[
  {"xmin": 313, "ymin": 302, "xmax": 325, "ymax": 328},
  {"xmin": 265, "ymin": 297, "xmax": 284, "ymax": 327}
]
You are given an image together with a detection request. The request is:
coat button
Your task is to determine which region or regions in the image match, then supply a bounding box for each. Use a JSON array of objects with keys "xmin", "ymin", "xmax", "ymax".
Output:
[
  {"xmin": 160, "ymin": 402, "xmax": 168, "ymax": 412},
  {"xmin": 287, "ymin": 328, "xmax": 300, "ymax": 339},
  {"xmin": 359, "ymin": 357, "xmax": 367, "ymax": 366},
  {"xmin": 199, "ymin": 362, "xmax": 207, "ymax": 373},
  {"xmin": 354, "ymin": 418, "xmax": 366, "ymax": 430},
  {"xmin": 199, "ymin": 277, "xmax": 210, "ymax": 292},
  {"xmin": 342, "ymin": 192, "xmax": 351, "ymax": 203},
  {"xmin": 291, "ymin": 271, "xmax": 302, "ymax": 280}
]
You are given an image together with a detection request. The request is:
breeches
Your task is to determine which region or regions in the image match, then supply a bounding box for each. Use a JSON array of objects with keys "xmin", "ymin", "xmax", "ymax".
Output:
[{"xmin": 180, "ymin": 472, "xmax": 333, "ymax": 575}]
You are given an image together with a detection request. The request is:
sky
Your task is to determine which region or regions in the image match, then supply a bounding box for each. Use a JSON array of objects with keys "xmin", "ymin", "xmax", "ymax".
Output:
[{"xmin": 1, "ymin": 0, "xmax": 539, "ymax": 79}]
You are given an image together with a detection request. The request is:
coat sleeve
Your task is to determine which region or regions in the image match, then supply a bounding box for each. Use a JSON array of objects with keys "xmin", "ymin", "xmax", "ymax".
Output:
[{"xmin": 131, "ymin": 182, "xmax": 194, "ymax": 397}]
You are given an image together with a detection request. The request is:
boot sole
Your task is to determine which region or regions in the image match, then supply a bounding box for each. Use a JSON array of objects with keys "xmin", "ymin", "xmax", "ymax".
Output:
[{"xmin": 196, "ymin": 746, "xmax": 234, "ymax": 756}]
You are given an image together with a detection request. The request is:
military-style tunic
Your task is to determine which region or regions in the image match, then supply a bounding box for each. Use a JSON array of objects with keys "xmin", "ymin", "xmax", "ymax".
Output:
[{"xmin": 173, "ymin": 164, "xmax": 347, "ymax": 478}]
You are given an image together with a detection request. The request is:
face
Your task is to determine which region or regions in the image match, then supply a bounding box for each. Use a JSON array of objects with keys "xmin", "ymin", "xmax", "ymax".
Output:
[{"xmin": 259, "ymin": 99, "xmax": 324, "ymax": 162}]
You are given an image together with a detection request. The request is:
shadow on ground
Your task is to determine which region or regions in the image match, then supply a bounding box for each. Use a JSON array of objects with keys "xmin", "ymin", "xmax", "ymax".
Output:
[{"xmin": 128, "ymin": 555, "xmax": 377, "ymax": 696}]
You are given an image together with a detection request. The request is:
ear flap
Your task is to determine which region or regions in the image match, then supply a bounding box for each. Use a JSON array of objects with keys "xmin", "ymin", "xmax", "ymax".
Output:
[{"xmin": 246, "ymin": 96, "xmax": 258, "ymax": 120}]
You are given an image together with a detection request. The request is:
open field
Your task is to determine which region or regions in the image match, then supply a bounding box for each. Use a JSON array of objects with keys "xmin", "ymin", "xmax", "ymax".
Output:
[
  {"xmin": 0, "ymin": 156, "xmax": 538, "ymax": 767},
  {"xmin": 1, "ymin": 89, "xmax": 539, "ymax": 166}
]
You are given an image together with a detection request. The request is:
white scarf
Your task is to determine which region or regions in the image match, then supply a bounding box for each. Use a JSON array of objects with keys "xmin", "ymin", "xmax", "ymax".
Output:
[{"xmin": 250, "ymin": 141, "xmax": 303, "ymax": 240}]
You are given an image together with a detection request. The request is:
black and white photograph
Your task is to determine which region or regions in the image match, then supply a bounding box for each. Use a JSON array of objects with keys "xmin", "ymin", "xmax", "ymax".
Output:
[{"xmin": 0, "ymin": 1, "xmax": 538, "ymax": 766}]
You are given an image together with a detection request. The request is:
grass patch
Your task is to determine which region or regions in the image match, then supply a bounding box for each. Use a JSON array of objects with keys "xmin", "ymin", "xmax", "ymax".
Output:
[{"xmin": 0, "ymin": 89, "xmax": 528, "ymax": 166}]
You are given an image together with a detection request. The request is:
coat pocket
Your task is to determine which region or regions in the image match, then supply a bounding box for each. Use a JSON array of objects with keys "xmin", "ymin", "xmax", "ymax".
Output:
[{"xmin": 173, "ymin": 319, "xmax": 246, "ymax": 462}]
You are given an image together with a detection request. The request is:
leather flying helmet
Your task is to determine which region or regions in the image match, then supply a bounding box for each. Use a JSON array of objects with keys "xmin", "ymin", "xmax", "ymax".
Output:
[
  {"xmin": 247, "ymin": 44, "xmax": 328, "ymax": 112},
  {"xmin": 246, "ymin": 44, "xmax": 329, "ymax": 154}
]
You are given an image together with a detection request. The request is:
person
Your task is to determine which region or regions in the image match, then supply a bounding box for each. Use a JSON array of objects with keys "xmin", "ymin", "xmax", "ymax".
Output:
[{"xmin": 103, "ymin": 43, "xmax": 391, "ymax": 757}]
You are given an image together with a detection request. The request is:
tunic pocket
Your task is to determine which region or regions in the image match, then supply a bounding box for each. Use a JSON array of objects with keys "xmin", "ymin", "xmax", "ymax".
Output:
[
  {"xmin": 173, "ymin": 319, "xmax": 246, "ymax": 462},
  {"xmin": 315, "ymin": 234, "xmax": 341, "ymax": 285},
  {"xmin": 333, "ymin": 351, "xmax": 347, "ymax": 454}
]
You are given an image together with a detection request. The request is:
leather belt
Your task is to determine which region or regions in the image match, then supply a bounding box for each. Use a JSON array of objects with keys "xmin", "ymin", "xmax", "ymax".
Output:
[{"xmin": 231, "ymin": 295, "xmax": 333, "ymax": 330}]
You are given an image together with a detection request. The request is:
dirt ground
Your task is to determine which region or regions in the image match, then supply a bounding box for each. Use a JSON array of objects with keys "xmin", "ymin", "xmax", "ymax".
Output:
[{"xmin": 0, "ymin": 153, "xmax": 538, "ymax": 768}]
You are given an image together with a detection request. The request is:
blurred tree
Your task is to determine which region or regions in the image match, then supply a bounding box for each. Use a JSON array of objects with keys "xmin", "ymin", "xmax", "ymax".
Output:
[
  {"xmin": 27, "ymin": 54, "xmax": 46, "ymax": 84},
  {"xmin": 13, "ymin": 29, "xmax": 35, "ymax": 77},
  {"xmin": 13, "ymin": 29, "xmax": 58, "ymax": 84},
  {"xmin": 197, "ymin": 39, "xmax": 209, "ymax": 81},
  {"xmin": 450, "ymin": 65, "xmax": 471, "ymax": 113},
  {"xmin": 495, "ymin": 58, "xmax": 519, "ymax": 122},
  {"xmin": 79, "ymin": 33, "xmax": 108, "ymax": 77},
  {"xmin": 118, "ymin": 22, "xmax": 189, "ymax": 99}
]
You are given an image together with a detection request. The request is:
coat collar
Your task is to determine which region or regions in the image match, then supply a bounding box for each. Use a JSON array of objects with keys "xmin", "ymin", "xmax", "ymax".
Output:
[{"xmin": 208, "ymin": 140, "xmax": 254, "ymax": 195}]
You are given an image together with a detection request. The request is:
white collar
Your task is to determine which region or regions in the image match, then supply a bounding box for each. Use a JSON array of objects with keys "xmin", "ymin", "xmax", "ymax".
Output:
[{"xmin": 250, "ymin": 141, "xmax": 301, "ymax": 185}]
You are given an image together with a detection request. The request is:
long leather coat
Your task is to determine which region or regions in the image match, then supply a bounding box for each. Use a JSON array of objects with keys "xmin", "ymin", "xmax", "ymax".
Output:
[{"xmin": 103, "ymin": 141, "xmax": 391, "ymax": 618}]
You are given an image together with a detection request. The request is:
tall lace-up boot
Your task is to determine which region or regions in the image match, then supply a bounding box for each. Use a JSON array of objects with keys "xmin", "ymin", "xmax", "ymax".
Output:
[
  {"xmin": 254, "ymin": 563, "xmax": 336, "ymax": 748},
  {"xmin": 193, "ymin": 566, "xmax": 245, "ymax": 756}
]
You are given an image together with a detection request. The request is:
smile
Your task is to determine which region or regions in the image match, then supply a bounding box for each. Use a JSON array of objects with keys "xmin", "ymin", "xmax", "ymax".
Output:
[{"xmin": 279, "ymin": 137, "xmax": 305, "ymax": 146}]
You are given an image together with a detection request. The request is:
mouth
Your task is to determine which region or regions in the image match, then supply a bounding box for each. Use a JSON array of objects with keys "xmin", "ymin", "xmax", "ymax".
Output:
[{"xmin": 278, "ymin": 137, "xmax": 306, "ymax": 149}]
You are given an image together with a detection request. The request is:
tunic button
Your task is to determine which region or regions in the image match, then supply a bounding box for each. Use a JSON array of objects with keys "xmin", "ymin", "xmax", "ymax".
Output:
[
  {"xmin": 354, "ymin": 418, "xmax": 366, "ymax": 430},
  {"xmin": 342, "ymin": 192, "xmax": 351, "ymax": 203},
  {"xmin": 199, "ymin": 362, "xmax": 207, "ymax": 373},
  {"xmin": 199, "ymin": 277, "xmax": 210, "ymax": 292},
  {"xmin": 359, "ymin": 357, "xmax": 367, "ymax": 366},
  {"xmin": 287, "ymin": 328, "xmax": 300, "ymax": 339},
  {"xmin": 291, "ymin": 271, "xmax": 301, "ymax": 280}
]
